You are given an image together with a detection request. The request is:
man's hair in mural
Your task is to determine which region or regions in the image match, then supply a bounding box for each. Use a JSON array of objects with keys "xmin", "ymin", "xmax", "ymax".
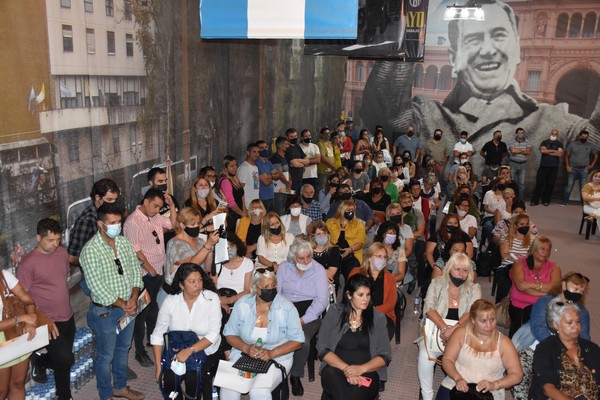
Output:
[
  {"xmin": 147, "ymin": 167, "xmax": 166, "ymax": 182},
  {"xmin": 89, "ymin": 178, "xmax": 120, "ymax": 202},
  {"xmin": 448, "ymin": 0, "xmax": 518, "ymax": 52},
  {"xmin": 36, "ymin": 217, "xmax": 62, "ymax": 237},
  {"xmin": 143, "ymin": 187, "xmax": 166, "ymax": 203},
  {"xmin": 97, "ymin": 202, "xmax": 124, "ymax": 222}
]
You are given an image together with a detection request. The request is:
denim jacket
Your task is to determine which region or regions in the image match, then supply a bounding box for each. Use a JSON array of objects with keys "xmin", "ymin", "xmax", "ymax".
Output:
[{"xmin": 223, "ymin": 293, "xmax": 305, "ymax": 362}]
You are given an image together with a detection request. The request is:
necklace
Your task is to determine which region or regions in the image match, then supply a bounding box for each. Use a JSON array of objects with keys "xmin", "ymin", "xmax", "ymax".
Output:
[
  {"xmin": 349, "ymin": 318, "xmax": 362, "ymax": 332},
  {"xmin": 449, "ymin": 290, "xmax": 459, "ymax": 307},
  {"xmin": 256, "ymin": 304, "xmax": 271, "ymax": 324}
]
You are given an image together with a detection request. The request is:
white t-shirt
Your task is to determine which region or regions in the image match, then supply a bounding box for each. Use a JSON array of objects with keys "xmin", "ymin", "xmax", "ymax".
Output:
[
  {"xmin": 0, "ymin": 270, "xmax": 18, "ymax": 315},
  {"xmin": 237, "ymin": 160, "xmax": 260, "ymax": 208},
  {"xmin": 483, "ymin": 190, "xmax": 506, "ymax": 218},
  {"xmin": 459, "ymin": 214, "xmax": 479, "ymax": 249},
  {"xmin": 453, "ymin": 141, "xmax": 474, "ymax": 163},
  {"xmin": 216, "ymin": 257, "xmax": 254, "ymax": 294},
  {"xmin": 300, "ymin": 143, "xmax": 320, "ymax": 179},
  {"xmin": 397, "ymin": 224, "xmax": 414, "ymax": 252},
  {"xmin": 256, "ymin": 233, "xmax": 295, "ymax": 265}
]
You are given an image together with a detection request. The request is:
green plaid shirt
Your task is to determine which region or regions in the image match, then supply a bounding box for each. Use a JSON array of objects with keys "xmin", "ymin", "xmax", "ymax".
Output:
[{"xmin": 80, "ymin": 232, "xmax": 143, "ymax": 306}]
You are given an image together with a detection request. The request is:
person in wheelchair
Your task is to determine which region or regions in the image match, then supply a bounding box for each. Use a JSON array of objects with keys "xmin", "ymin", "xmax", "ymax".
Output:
[{"xmin": 151, "ymin": 263, "xmax": 222, "ymax": 400}]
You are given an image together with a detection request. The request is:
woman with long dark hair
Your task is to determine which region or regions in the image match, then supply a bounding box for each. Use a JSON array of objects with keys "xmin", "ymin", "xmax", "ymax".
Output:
[
  {"xmin": 215, "ymin": 155, "xmax": 246, "ymax": 231},
  {"xmin": 316, "ymin": 274, "xmax": 392, "ymax": 400}
]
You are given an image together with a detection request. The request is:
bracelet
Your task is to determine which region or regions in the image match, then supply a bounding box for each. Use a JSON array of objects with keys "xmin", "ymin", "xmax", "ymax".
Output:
[
  {"xmin": 440, "ymin": 325, "xmax": 452, "ymax": 333},
  {"xmin": 203, "ymin": 245, "xmax": 212, "ymax": 251},
  {"xmin": 14, "ymin": 317, "xmax": 19, "ymax": 329},
  {"xmin": 456, "ymin": 322, "xmax": 463, "ymax": 327}
]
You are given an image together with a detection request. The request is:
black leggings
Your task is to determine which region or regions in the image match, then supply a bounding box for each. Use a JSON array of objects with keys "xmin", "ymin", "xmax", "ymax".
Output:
[
  {"xmin": 321, "ymin": 365, "xmax": 379, "ymax": 400},
  {"xmin": 508, "ymin": 303, "xmax": 533, "ymax": 338}
]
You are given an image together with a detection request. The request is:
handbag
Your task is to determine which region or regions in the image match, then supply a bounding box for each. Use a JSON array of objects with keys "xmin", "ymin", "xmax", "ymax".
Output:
[
  {"xmin": 495, "ymin": 296, "xmax": 511, "ymax": 329},
  {"xmin": 0, "ymin": 271, "xmax": 53, "ymax": 340},
  {"xmin": 450, "ymin": 383, "xmax": 494, "ymax": 400},
  {"xmin": 233, "ymin": 353, "xmax": 273, "ymax": 374},
  {"xmin": 422, "ymin": 318, "xmax": 455, "ymax": 363}
]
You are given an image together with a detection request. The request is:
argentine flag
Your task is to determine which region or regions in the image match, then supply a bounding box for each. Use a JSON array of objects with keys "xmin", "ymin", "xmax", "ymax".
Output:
[{"xmin": 200, "ymin": 0, "xmax": 358, "ymax": 39}]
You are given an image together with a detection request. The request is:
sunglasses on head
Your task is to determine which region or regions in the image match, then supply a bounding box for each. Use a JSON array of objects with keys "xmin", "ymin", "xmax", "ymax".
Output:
[{"xmin": 254, "ymin": 267, "xmax": 274, "ymax": 275}]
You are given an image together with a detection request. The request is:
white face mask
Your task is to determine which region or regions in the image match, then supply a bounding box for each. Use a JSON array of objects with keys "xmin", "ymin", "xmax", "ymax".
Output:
[
  {"xmin": 209, "ymin": 181, "xmax": 215, "ymax": 187},
  {"xmin": 290, "ymin": 207, "xmax": 301, "ymax": 217},
  {"xmin": 171, "ymin": 357, "xmax": 186, "ymax": 376},
  {"xmin": 296, "ymin": 261, "xmax": 312, "ymax": 271},
  {"xmin": 372, "ymin": 256, "xmax": 386, "ymax": 271},
  {"xmin": 250, "ymin": 209, "xmax": 263, "ymax": 217},
  {"xmin": 457, "ymin": 209, "xmax": 468, "ymax": 217},
  {"xmin": 550, "ymin": 136, "xmax": 557, "ymax": 141},
  {"xmin": 196, "ymin": 188, "xmax": 209, "ymax": 199}
]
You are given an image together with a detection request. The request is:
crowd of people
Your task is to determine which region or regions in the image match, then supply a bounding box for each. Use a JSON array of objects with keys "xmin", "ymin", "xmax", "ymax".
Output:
[{"xmin": 0, "ymin": 122, "xmax": 598, "ymax": 400}]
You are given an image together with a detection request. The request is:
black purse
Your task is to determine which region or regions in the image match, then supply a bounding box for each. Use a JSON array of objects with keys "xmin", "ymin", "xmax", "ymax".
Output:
[
  {"xmin": 232, "ymin": 353, "xmax": 273, "ymax": 374},
  {"xmin": 450, "ymin": 383, "xmax": 494, "ymax": 400}
]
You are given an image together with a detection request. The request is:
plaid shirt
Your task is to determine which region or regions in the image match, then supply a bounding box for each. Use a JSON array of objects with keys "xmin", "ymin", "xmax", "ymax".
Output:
[
  {"xmin": 301, "ymin": 200, "xmax": 322, "ymax": 221},
  {"xmin": 80, "ymin": 232, "xmax": 143, "ymax": 306},
  {"xmin": 67, "ymin": 204, "xmax": 98, "ymax": 257}
]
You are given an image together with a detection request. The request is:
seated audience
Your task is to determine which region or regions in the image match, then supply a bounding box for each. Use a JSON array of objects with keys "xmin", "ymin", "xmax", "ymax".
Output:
[
  {"xmin": 256, "ymin": 212, "xmax": 294, "ymax": 272},
  {"xmin": 235, "ymin": 199, "xmax": 266, "ymax": 259}
]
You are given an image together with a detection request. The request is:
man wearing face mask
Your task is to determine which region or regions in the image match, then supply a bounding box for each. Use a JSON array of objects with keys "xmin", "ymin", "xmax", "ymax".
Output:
[
  {"xmin": 147, "ymin": 167, "xmax": 180, "ymax": 246},
  {"xmin": 237, "ymin": 143, "xmax": 261, "ymax": 209},
  {"xmin": 336, "ymin": 122, "xmax": 354, "ymax": 168},
  {"xmin": 326, "ymin": 184, "xmax": 374, "ymax": 233},
  {"xmin": 285, "ymin": 128, "xmax": 310, "ymax": 194},
  {"xmin": 530, "ymin": 129, "xmax": 564, "ymax": 207},
  {"xmin": 255, "ymin": 140, "xmax": 277, "ymax": 212},
  {"xmin": 276, "ymin": 239, "xmax": 329, "ymax": 396},
  {"xmin": 422, "ymin": 129, "xmax": 449, "ymax": 182},
  {"xmin": 480, "ymin": 130, "xmax": 508, "ymax": 166},
  {"xmin": 298, "ymin": 129, "xmax": 321, "ymax": 192},
  {"xmin": 452, "ymin": 131, "xmax": 474, "ymax": 165},
  {"xmin": 508, "ymin": 127, "xmax": 533, "ymax": 198},
  {"xmin": 270, "ymin": 136, "xmax": 293, "ymax": 215},
  {"xmin": 300, "ymin": 184, "xmax": 322, "ymax": 222},
  {"xmin": 561, "ymin": 130, "xmax": 598, "ymax": 206},
  {"xmin": 393, "ymin": 124, "xmax": 421, "ymax": 161},
  {"xmin": 81, "ymin": 202, "xmax": 145, "ymax": 400}
]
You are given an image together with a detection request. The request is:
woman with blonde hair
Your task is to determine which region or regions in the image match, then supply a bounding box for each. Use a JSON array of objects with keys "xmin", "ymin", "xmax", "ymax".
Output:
[
  {"xmin": 326, "ymin": 200, "xmax": 366, "ymax": 279},
  {"xmin": 256, "ymin": 211, "xmax": 294, "ymax": 272},
  {"xmin": 417, "ymin": 253, "xmax": 482, "ymax": 400},
  {"xmin": 438, "ymin": 299, "xmax": 523, "ymax": 400},
  {"xmin": 185, "ymin": 176, "xmax": 220, "ymax": 232},
  {"xmin": 308, "ymin": 221, "xmax": 341, "ymax": 288},
  {"xmin": 235, "ymin": 199, "xmax": 266, "ymax": 259},
  {"xmin": 378, "ymin": 167, "xmax": 398, "ymax": 203},
  {"xmin": 446, "ymin": 165, "xmax": 471, "ymax": 200}
]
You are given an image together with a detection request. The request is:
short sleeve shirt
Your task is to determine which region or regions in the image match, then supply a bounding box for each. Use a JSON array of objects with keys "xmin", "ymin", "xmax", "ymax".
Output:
[
  {"xmin": 299, "ymin": 143, "xmax": 320, "ymax": 179},
  {"xmin": 256, "ymin": 158, "xmax": 275, "ymax": 201},
  {"xmin": 481, "ymin": 140, "xmax": 508, "ymax": 165},
  {"xmin": 237, "ymin": 161, "xmax": 260, "ymax": 208},
  {"xmin": 285, "ymin": 145, "xmax": 306, "ymax": 183},
  {"xmin": 567, "ymin": 140, "xmax": 597, "ymax": 168}
]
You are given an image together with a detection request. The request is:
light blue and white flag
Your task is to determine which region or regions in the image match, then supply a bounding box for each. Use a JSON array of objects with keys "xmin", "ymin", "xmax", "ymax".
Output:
[{"xmin": 200, "ymin": 0, "xmax": 358, "ymax": 39}]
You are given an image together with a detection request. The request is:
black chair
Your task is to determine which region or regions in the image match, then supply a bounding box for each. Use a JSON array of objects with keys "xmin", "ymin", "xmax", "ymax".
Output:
[
  {"xmin": 579, "ymin": 212, "xmax": 598, "ymax": 240},
  {"xmin": 306, "ymin": 333, "xmax": 318, "ymax": 382},
  {"xmin": 394, "ymin": 284, "xmax": 407, "ymax": 344}
]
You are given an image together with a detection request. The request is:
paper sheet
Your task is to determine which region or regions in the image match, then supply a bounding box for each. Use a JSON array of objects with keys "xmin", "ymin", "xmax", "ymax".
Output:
[{"xmin": 0, "ymin": 325, "xmax": 49, "ymax": 365}]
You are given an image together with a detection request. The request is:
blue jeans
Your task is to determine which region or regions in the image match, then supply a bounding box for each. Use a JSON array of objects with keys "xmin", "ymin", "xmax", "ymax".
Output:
[
  {"xmin": 510, "ymin": 161, "xmax": 526, "ymax": 198},
  {"xmin": 87, "ymin": 305, "xmax": 135, "ymax": 400},
  {"xmin": 562, "ymin": 167, "xmax": 588, "ymax": 203}
]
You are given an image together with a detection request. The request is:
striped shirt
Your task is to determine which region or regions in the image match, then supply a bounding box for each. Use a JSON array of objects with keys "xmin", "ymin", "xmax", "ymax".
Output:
[
  {"xmin": 123, "ymin": 206, "xmax": 172, "ymax": 275},
  {"xmin": 80, "ymin": 232, "xmax": 143, "ymax": 307}
]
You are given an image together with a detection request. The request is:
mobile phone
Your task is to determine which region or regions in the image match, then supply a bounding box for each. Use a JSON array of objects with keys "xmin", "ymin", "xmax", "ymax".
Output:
[{"xmin": 358, "ymin": 376, "xmax": 372, "ymax": 387}]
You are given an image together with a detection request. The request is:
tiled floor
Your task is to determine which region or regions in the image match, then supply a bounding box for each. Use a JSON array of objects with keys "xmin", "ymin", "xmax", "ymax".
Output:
[{"xmin": 74, "ymin": 201, "xmax": 599, "ymax": 399}]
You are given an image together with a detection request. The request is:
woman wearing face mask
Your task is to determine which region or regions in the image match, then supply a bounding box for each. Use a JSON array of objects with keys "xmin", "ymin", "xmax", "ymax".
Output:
[
  {"xmin": 349, "ymin": 243, "xmax": 398, "ymax": 342},
  {"xmin": 385, "ymin": 203, "xmax": 415, "ymax": 260},
  {"xmin": 216, "ymin": 155, "xmax": 246, "ymax": 232},
  {"xmin": 507, "ymin": 236, "xmax": 561, "ymax": 338},
  {"xmin": 431, "ymin": 236, "xmax": 475, "ymax": 281},
  {"xmin": 326, "ymin": 201, "xmax": 367, "ymax": 279},
  {"xmin": 448, "ymin": 185, "xmax": 480, "ymax": 218},
  {"xmin": 491, "ymin": 200, "xmax": 539, "ymax": 247},
  {"xmin": 417, "ymin": 253, "xmax": 481, "ymax": 400},
  {"xmin": 363, "ymin": 154, "xmax": 377, "ymax": 180},
  {"xmin": 401, "ymin": 150, "xmax": 416, "ymax": 180},
  {"xmin": 165, "ymin": 208, "xmax": 220, "ymax": 295},
  {"xmin": 455, "ymin": 196, "xmax": 479, "ymax": 259},
  {"xmin": 220, "ymin": 268, "xmax": 304, "ymax": 400},
  {"xmin": 213, "ymin": 234, "xmax": 254, "ymax": 315},
  {"xmin": 374, "ymin": 222, "xmax": 407, "ymax": 283},
  {"xmin": 389, "ymin": 166, "xmax": 404, "ymax": 192},
  {"xmin": 373, "ymin": 151, "xmax": 388, "ymax": 173},
  {"xmin": 581, "ymin": 169, "xmax": 600, "ymax": 218},
  {"xmin": 309, "ymin": 222, "xmax": 342, "ymax": 289},
  {"xmin": 280, "ymin": 196, "xmax": 312, "ymax": 237},
  {"xmin": 425, "ymin": 214, "xmax": 473, "ymax": 280},
  {"xmin": 185, "ymin": 176, "xmax": 219, "ymax": 232},
  {"xmin": 377, "ymin": 167, "xmax": 398, "ymax": 203},
  {"xmin": 235, "ymin": 199, "xmax": 267, "ymax": 260},
  {"xmin": 363, "ymin": 178, "xmax": 392, "ymax": 225},
  {"xmin": 372, "ymin": 128, "xmax": 390, "ymax": 154},
  {"xmin": 446, "ymin": 165, "xmax": 471, "ymax": 200},
  {"xmin": 350, "ymin": 161, "xmax": 370, "ymax": 192},
  {"xmin": 494, "ymin": 188, "xmax": 516, "ymax": 224},
  {"xmin": 462, "ymin": 162, "xmax": 479, "ymax": 202},
  {"xmin": 256, "ymin": 212, "xmax": 294, "ymax": 272},
  {"xmin": 481, "ymin": 177, "xmax": 508, "ymax": 249}
]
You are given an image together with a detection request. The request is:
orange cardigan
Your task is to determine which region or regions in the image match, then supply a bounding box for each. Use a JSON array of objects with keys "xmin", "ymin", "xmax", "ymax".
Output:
[{"xmin": 349, "ymin": 268, "xmax": 398, "ymax": 324}]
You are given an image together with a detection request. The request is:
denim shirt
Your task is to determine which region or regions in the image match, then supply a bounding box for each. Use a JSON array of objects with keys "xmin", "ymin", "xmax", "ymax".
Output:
[{"xmin": 223, "ymin": 293, "xmax": 305, "ymax": 362}]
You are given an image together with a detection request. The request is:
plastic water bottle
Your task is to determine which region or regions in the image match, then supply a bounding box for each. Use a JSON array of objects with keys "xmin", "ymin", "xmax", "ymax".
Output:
[
  {"xmin": 413, "ymin": 293, "xmax": 420, "ymax": 316},
  {"xmin": 255, "ymin": 338, "xmax": 263, "ymax": 351},
  {"xmin": 211, "ymin": 387, "xmax": 219, "ymax": 400}
]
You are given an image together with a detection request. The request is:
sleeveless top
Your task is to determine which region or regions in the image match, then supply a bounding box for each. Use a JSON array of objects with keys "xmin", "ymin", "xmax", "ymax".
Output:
[
  {"xmin": 441, "ymin": 332, "xmax": 506, "ymax": 400},
  {"xmin": 509, "ymin": 258, "xmax": 555, "ymax": 309}
]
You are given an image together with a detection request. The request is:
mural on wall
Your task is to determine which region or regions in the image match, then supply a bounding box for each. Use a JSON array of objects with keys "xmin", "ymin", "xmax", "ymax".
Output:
[{"xmin": 346, "ymin": 0, "xmax": 600, "ymax": 196}]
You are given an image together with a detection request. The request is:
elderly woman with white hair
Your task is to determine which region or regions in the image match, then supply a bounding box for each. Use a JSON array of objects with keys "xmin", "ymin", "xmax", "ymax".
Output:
[
  {"xmin": 220, "ymin": 267, "xmax": 305, "ymax": 400},
  {"xmin": 417, "ymin": 253, "xmax": 482, "ymax": 400},
  {"xmin": 529, "ymin": 297, "xmax": 600, "ymax": 400},
  {"xmin": 276, "ymin": 238, "xmax": 329, "ymax": 396}
]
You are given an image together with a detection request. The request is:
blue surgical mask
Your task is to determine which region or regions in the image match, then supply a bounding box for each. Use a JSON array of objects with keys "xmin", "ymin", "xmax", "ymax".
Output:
[
  {"xmin": 103, "ymin": 222, "xmax": 121, "ymax": 238},
  {"xmin": 315, "ymin": 235, "xmax": 329, "ymax": 246}
]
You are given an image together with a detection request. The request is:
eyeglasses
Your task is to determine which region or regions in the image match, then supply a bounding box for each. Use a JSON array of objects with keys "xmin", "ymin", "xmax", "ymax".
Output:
[
  {"xmin": 152, "ymin": 230, "xmax": 161, "ymax": 245},
  {"xmin": 254, "ymin": 267, "xmax": 274, "ymax": 275},
  {"xmin": 114, "ymin": 258, "xmax": 123, "ymax": 275}
]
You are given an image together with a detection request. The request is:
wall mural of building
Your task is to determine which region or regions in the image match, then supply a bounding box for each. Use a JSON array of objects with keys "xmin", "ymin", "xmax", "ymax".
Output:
[{"xmin": 344, "ymin": 0, "xmax": 600, "ymax": 196}]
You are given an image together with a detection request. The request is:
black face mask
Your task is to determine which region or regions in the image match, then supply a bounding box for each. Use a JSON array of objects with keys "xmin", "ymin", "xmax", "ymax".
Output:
[
  {"xmin": 402, "ymin": 156, "xmax": 410, "ymax": 162},
  {"xmin": 380, "ymin": 176, "xmax": 389, "ymax": 182},
  {"xmin": 303, "ymin": 138, "xmax": 311, "ymax": 144},
  {"xmin": 344, "ymin": 211, "xmax": 355, "ymax": 220},
  {"xmin": 433, "ymin": 134, "xmax": 442, "ymax": 141},
  {"xmin": 580, "ymin": 138, "xmax": 588, "ymax": 144},
  {"xmin": 402, "ymin": 205, "xmax": 412, "ymax": 213},
  {"xmin": 259, "ymin": 149, "xmax": 270, "ymax": 158},
  {"xmin": 407, "ymin": 131, "xmax": 414, "ymax": 137},
  {"xmin": 339, "ymin": 193, "xmax": 352, "ymax": 201},
  {"xmin": 289, "ymin": 138, "xmax": 298, "ymax": 145},
  {"xmin": 517, "ymin": 226, "xmax": 530, "ymax": 235},
  {"xmin": 450, "ymin": 276, "xmax": 466, "ymax": 287},
  {"xmin": 391, "ymin": 215, "xmax": 403, "ymax": 224},
  {"xmin": 302, "ymin": 196, "xmax": 313, "ymax": 204},
  {"xmin": 184, "ymin": 226, "xmax": 200, "ymax": 238},
  {"xmin": 446, "ymin": 226, "xmax": 457, "ymax": 234},
  {"xmin": 258, "ymin": 288, "xmax": 277, "ymax": 303},
  {"xmin": 563, "ymin": 290, "xmax": 583, "ymax": 303},
  {"xmin": 371, "ymin": 187, "xmax": 382, "ymax": 194},
  {"xmin": 354, "ymin": 168, "xmax": 363, "ymax": 174},
  {"xmin": 269, "ymin": 226, "xmax": 282, "ymax": 235},
  {"xmin": 157, "ymin": 183, "xmax": 168, "ymax": 192},
  {"xmin": 496, "ymin": 184, "xmax": 507, "ymax": 191},
  {"xmin": 496, "ymin": 135, "xmax": 503, "ymax": 141}
]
